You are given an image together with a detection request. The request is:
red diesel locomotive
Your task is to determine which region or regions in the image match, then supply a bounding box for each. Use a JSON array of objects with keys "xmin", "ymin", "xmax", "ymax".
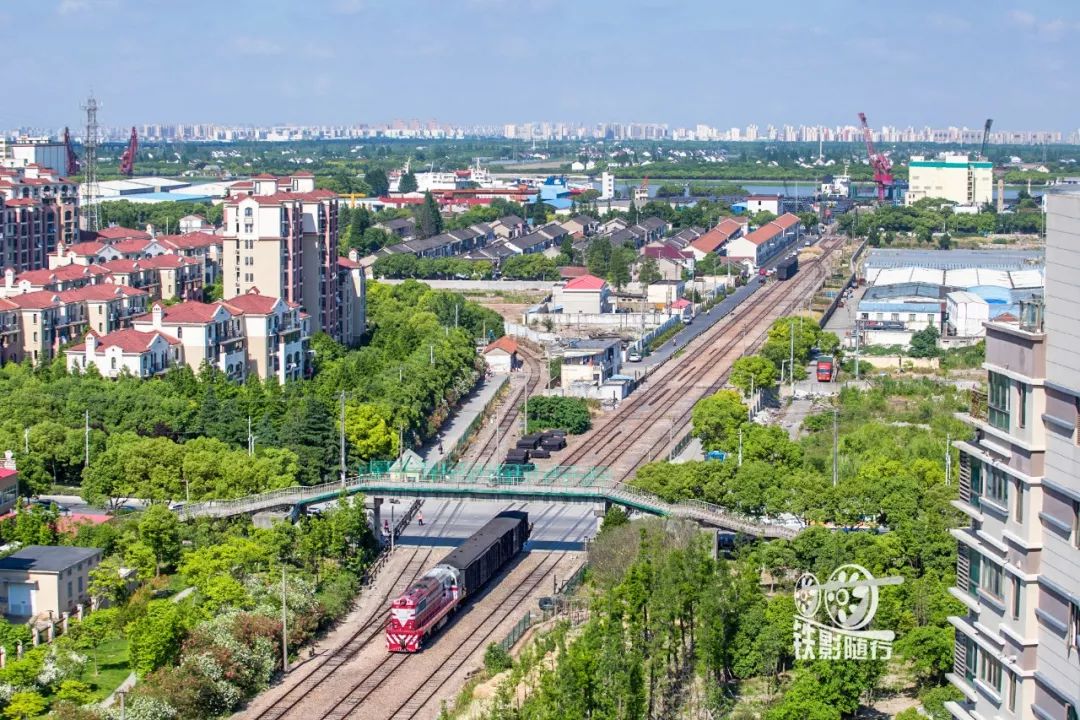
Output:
[{"xmin": 387, "ymin": 511, "xmax": 529, "ymax": 653}]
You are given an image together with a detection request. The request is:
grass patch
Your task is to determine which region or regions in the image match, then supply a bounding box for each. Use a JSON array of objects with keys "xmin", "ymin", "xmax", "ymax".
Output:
[
  {"xmin": 647, "ymin": 323, "xmax": 682, "ymax": 353},
  {"xmin": 73, "ymin": 635, "xmax": 131, "ymax": 703}
]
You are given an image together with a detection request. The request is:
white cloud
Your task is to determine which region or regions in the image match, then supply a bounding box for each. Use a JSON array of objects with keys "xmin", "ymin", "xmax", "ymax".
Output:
[
  {"xmin": 1007, "ymin": 9, "xmax": 1076, "ymax": 38},
  {"xmin": 1008, "ymin": 9, "xmax": 1036, "ymax": 28},
  {"xmin": 233, "ymin": 36, "xmax": 283, "ymax": 56}
]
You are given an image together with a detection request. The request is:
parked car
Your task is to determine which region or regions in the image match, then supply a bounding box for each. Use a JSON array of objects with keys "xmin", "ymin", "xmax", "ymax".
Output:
[
  {"xmin": 27, "ymin": 499, "xmax": 70, "ymax": 515},
  {"xmin": 628, "ymin": 349, "xmax": 642, "ymax": 362}
]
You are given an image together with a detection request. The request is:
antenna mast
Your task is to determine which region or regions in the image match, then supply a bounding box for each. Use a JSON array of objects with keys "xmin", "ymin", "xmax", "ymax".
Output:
[{"xmin": 80, "ymin": 94, "xmax": 101, "ymax": 232}]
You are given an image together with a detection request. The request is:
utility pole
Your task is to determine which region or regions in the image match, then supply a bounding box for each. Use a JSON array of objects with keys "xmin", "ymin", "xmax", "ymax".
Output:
[
  {"xmin": 832, "ymin": 408, "xmax": 839, "ymax": 487},
  {"xmin": 23, "ymin": 427, "xmax": 28, "ymax": 454},
  {"xmin": 84, "ymin": 410, "xmax": 90, "ymax": 467},
  {"xmin": 247, "ymin": 416, "xmax": 254, "ymax": 456},
  {"xmin": 429, "ymin": 345, "xmax": 435, "ymax": 365},
  {"xmin": 339, "ymin": 391, "xmax": 347, "ymax": 485},
  {"xmin": 454, "ymin": 303, "xmax": 459, "ymax": 328},
  {"xmin": 789, "ymin": 320, "xmax": 796, "ymax": 391},
  {"xmin": 281, "ymin": 565, "xmax": 288, "ymax": 674},
  {"xmin": 737, "ymin": 429, "xmax": 743, "ymax": 467},
  {"xmin": 749, "ymin": 375, "xmax": 755, "ymax": 421},
  {"xmin": 854, "ymin": 319, "xmax": 861, "ymax": 382}
]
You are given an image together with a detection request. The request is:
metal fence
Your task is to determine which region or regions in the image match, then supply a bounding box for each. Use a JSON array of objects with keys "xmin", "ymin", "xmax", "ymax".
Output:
[{"xmin": 497, "ymin": 611, "xmax": 534, "ymax": 653}]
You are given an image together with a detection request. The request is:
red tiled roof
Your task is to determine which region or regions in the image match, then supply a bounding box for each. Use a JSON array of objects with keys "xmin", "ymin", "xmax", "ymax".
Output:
[
  {"xmin": 563, "ymin": 274, "xmax": 607, "ymax": 291},
  {"xmin": 139, "ymin": 255, "xmax": 197, "ymax": 270},
  {"xmin": 5, "ymin": 291, "xmax": 63, "ymax": 309},
  {"xmin": 136, "ymin": 301, "xmax": 222, "ymax": 325},
  {"xmin": 64, "ymin": 241, "xmax": 107, "ymax": 256},
  {"xmin": 337, "ymin": 257, "xmax": 361, "ymax": 270},
  {"xmin": 157, "ymin": 231, "xmax": 221, "ymax": 250},
  {"xmin": 110, "ymin": 239, "xmax": 152, "ymax": 254},
  {"xmin": 221, "ymin": 289, "xmax": 292, "ymax": 315},
  {"xmin": 689, "ymin": 218, "xmax": 745, "ymax": 254},
  {"xmin": 483, "ymin": 336, "xmax": 519, "ymax": 355},
  {"xmin": 4, "ymin": 198, "xmax": 38, "ymax": 207},
  {"xmin": 58, "ymin": 284, "xmax": 146, "ymax": 303},
  {"xmin": 251, "ymin": 173, "xmax": 278, "ymax": 180},
  {"xmin": 291, "ymin": 171, "xmax": 315, "ymax": 177},
  {"xmin": 69, "ymin": 328, "xmax": 179, "ymax": 354},
  {"xmin": 642, "ymin": 245, "xmax": 687, "ymax": 261},
  {"xmin": 99, "ymin": 259, "xmax": 141, "ymax": 273},
  {"xmin": 772, "ymin": 213, "xmax": 801, "ymax": 230},
  {"xmin": 16, "ymin": 263, "xmax": 109, "ymax": 286},
  {"xmin": 96, "ymin": 226, "xmax": 152, "ymax": 241},
  {"xmin": 671, "ymin": 298, "xmax": 692, "ymax": 309}
]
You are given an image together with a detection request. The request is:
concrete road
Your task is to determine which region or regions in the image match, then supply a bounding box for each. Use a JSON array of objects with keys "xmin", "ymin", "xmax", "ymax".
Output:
[{"xmin": 392, "ymin": 499, "xmax": 597, "ymax": 551}]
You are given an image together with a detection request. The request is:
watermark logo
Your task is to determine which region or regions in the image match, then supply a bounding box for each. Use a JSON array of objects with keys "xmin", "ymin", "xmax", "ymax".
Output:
[{"xmin": 793, "ymin": 563, "xmax": 903, "ymax": 661}]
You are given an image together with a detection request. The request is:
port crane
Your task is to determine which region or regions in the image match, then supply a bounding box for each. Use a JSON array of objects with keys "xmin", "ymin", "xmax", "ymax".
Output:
[
  {"xmin": 118, "ymin": 126, "xmax": 138, "ymax": 176},
  {"xmin": 63, "ymin": 127, "xmax": 80, "ymax": 175},
  {"xmin": 979, "ymin": 118, "xmax": 993, "ymax": 160},
  {"xmin": 857, "ymin": 112, "xmax": 893, "ymax": 202}
]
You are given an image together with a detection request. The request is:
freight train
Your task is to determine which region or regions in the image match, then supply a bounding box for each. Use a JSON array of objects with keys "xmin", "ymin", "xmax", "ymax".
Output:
[{"xmin": 386, "ymin": 511, "xmax": 530, "ymax": 652}]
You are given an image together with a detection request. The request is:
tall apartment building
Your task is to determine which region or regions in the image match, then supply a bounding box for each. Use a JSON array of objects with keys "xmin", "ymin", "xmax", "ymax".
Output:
[
  {"xmin": 222, "ymin": 173, "xmax": 349, "ymax": 342},
  {"xmin": 948, "ymin": 189, "xmax": 1080, "ymax": 720},
  {"xmin": 906, "ymin": 153, "xmax": 993, "ymax": 207},
  {"xmin": 0, "ymin": 165, "xmax": 79, "ymax": 272}
]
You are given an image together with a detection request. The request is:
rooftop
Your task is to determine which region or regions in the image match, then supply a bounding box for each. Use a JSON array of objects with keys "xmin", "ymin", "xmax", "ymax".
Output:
[
  {"xmin": 483, "ymin": 336, "xmax": 519, "ymax": 355},
  {"xmin": 0, "ymin": 545, "xmax": 101, "ymax": 573},
  {"xmin": 562, "ymin": 274, "xmax": 607, "ymax": 291}
]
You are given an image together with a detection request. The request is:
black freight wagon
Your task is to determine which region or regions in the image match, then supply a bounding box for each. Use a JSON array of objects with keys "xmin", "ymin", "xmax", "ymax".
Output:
[
  {"xmin": 776, "ymin": 255, "xmax": 798, "ymax": 281},
  {"xmin": 441, "ymin": 511, "xmax": 530, "ymax": 597}
]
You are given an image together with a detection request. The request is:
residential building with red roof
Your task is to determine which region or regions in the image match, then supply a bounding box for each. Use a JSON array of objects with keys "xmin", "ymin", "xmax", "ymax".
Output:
[
  {"xmin": 220, "ymin": 288, "xmax": 308, "ymax": 382},
  {"xmin": 687, "ymin": 217, "xmax": 748, "ymax": 260},
  {"xmin": 66, "ymin": 329, "xmax": 181, "ymax": 379},
  {"xmin": 725, "ymin": 213, "xmax": 802, "ymax": 268},
  {"xmin": 552, "ymin": 273, "xmax": 612, "ymax": 314},
  {"xmin": 132, "ymin": 301, "xmax": 247, "ymax": 381},
  {"xmin": 0, "ymin": 165, "xmax": 79, "ymax": 273},
  {"xmin": 639, "ymin": 243, "xmax": 696, "ymax": 281}
]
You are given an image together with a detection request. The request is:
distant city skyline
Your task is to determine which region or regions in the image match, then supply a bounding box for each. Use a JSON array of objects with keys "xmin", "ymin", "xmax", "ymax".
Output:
[{"xmin": 2, "ymin": 1, "xmax": 1078, "ymax": 130}]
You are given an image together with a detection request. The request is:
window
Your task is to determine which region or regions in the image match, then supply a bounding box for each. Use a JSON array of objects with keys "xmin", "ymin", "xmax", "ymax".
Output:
[
  {"xmin": 909, "ymin": 313, "xmax": 917, "ymax": 322},
  {"xmin": 891, "ymin": 313, "xmax": 900, "ymax": 322},
  {"xmin": 1073, "ymin": 500, "xmax": 1079, "ymax": 549},
  {"xmin": 979, "ymin": 649, "xmax": 1002, "ymax": 691},
  {"xmin": 1008, "ymin": 673, "xmax": 1017, "ymax": 713},
  {"xmin": 67, "ymin": 581, "xmax": 72, "ymax": 598},
  {"xmin": 1017, "ymin": 382, "xmax": 1029, "ymax": 428},
  {"xmin": 986, "ymin": 465, "xmax": 1009, "ymax": 505},
  {"xmin": 110, "ymin": 357, "xmax": 116, "ymax": 370},
  {"xmin": 980, "ymin": 556, "xmax": 1003, "ymax": 598},
  {"xmin": 1011, "ymin": 576, "xmax": 1021, "ymax": 619},
  {"xmin": 927, "ymin": 313, "xmax": 935, "ymax": 323},
  {"xmin": 244, "ymin": 223, "xmax": 253, "ymax": 234},
  {"xmin": 77, "ymin": 577, "xmax": 83, "ymax": 593},
  {"xmin": 244, "ymin": 207, "xmax": 253, "ymax": 218},
  {"xmin": 1014, "ymin": 478, "xmax": 1023, "ymax": 522},
  {"xmin": 1069, "ymin": 602, "xmax": 1080, "ymax": 654},
  {"xmin": 988, "ymin": 371, "xmax": 1011, "ymax": 430}
]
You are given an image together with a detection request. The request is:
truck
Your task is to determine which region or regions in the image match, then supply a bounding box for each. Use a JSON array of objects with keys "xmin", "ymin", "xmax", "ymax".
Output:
[{"xmin": 816, "ymin": 356, "xmax": 834, "ymax": 382}]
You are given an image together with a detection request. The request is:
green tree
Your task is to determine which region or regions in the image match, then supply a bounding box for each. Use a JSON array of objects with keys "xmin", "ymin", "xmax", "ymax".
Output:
[
  {"xmin": 127, "ymin": 600, "xmax": 189, "ymax": 676},
  {"xmin": 586, "ymin": 236, "xmax": 613, "ymax": 278},
  {"xmin": 730, "ymin": 355, "xmax": 778, "ymax": 396},
  {"xmin": 364, "ymin": 168, "xmax": 390, "ymax": 196},
  {"xmin": 691, "ymin": 390, "xmax": 747, "ymax": 451},
  {"xmin": 344, "ymin": 402, "xmax": 397, "ymax": 461},
  {"xmin": 525, "ymin": 397, "xmax": 591, "ymax": 434},
  {"xmin": 483, "ymin": 642, "xmax": 513, "ymax": 673},
  {"xmin": 638, "ymin": 256, "xmax": 662, "ymax": 287},
  {"xmin": 607, "ymin": 246, "xmax": 634, "ymax": 290},
  {"xmin": 415, "ymin": 192, "xmax": 443, "ymax": 239},
  {"xmin": 55, "ymin": 679, "xmax": 93, "ymax": 705},
  {"xmin": 73, "ymin": 608, "xmax": 119, "ymax": 676},
  {"xmin": 398, "ymin": 170, "xmax": 418, "ymax": 194},
  {"xmin": 530, "ymin": 198, "xmax": 549, "ymax": 226},
  {"xmin": 3, "ymin": 691, "xmax": 47, "ymax": 720},
  {"xmin": 909, "ymin": 325, "xmax": 941, "ymax": 358},
  {"xmin": 88, "ymin": 556, "xmax": 130, "ymax": 606},
  {"xmin": 138, "ymin": 504, "xmax": 182, "ymax": 575}
]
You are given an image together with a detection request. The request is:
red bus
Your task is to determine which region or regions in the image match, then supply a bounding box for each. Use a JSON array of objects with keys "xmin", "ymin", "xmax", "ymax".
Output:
[{"xmin": 816, "ymin": 356, "xmax": 834, "ymax": 382}]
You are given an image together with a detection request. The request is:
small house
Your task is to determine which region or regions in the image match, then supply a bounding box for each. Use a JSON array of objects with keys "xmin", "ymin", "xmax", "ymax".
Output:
[
  {"xmin": 482, "ymin": 336, "xmax": 520, "ymax": 374},
  {"xmin": 0, "ymin": 546, "xmax": 103, "ymax": 620}
]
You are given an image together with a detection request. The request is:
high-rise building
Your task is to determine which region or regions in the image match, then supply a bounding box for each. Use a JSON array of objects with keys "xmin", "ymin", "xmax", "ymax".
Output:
[
  {"xmin": 947, "ymin": 188, "xmax": 1080, "ymax": 720},
  {"xmin": 222, "ymin": 173, "xmax": 353, "ymax": 343},
  {"xmin": 0, "ymin": 164, "xmax": 79, "ymax": 273}
]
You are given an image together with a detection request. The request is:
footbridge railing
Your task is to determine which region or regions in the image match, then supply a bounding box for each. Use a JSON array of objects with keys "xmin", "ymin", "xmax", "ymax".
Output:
[{"xmin": 175, "ymin": 472, "xmax": 799, "ymax": 540}]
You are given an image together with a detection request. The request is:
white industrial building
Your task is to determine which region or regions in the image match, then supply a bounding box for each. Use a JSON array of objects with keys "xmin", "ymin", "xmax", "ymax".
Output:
[
  {"xmin": 905, "ymin": 153, "xmax": 993, "ymax": 206},
  {"xmin": 945, "ymin": 290, "xmax": 989, "ymax": 337}
]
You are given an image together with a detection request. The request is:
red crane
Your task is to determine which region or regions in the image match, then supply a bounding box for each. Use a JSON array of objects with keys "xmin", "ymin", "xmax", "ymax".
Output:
[
  {"xmin": 118, "ymin": 126, "xmax": 138, "ymax": 176},
  {"xmin": 63, "ymin": 126, "xmax": 80, "ymax": 176},
  {"xmin": 857, "ymin": 112, "xmax": 893, "ymax": 202}
]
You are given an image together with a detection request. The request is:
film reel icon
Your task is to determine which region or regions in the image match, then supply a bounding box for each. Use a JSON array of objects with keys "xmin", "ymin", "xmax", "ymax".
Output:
[
  {"xmin": 794, "ymin": 572, "xmax": 821, "ymax": 619},
  {"xmin": 823, "ymin": 564, "xmax": 879, "ymax": 630}
]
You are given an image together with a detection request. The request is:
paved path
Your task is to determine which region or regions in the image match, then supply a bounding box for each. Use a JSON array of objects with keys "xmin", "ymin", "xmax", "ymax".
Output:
[{"xmin": 416, "ymin": 374, "xmax": 508, "ymax": 465}]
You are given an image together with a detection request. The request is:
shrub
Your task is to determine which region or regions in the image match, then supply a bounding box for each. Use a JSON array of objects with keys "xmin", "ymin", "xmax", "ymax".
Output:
[{"xmin": 483, "ymin": 643, "xmax": 513, "ymax": 674}]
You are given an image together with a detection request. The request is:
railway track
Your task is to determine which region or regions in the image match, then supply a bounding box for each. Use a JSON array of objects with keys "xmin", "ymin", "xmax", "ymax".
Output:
[
  {"xmin": 318, "ymin": 551, "xmax": 567, "ymax": 720},
  {"xmin": 555, "ymin": 235, "xmax": 847, "ymax": 481},
  {"xmin": 459, "ymin": 344, "xmax": 546, "ymax": 467},
  {"xmin": 249, "ymin": 547, "xmax": 437, "ymax": 720}
]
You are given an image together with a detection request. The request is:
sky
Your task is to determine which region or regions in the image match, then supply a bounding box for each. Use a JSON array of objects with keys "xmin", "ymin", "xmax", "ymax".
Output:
[{"xmin": 1, "ymin": 0, "xmax": 1077, "ymax": 131}]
